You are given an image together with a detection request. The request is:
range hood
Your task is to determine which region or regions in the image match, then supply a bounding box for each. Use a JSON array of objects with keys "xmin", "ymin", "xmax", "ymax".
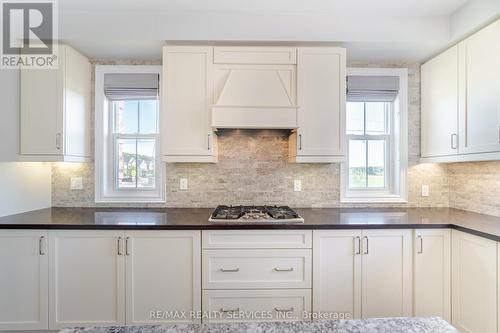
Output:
[{"xmin": 211, "ymin": 65, "xmax": 298, "ymax": 129}]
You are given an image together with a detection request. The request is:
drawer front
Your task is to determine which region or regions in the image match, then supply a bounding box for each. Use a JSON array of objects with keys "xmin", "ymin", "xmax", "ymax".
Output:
[
  {"xmin": 202, "ymin": 289, "xmax": 311, "ymax": 323},
  {"xmin": 202, "ymin": 249, "xmax": 311, "ymax": 289},
  {"xmin": 214, "ymin": 47, "xmax": 297, "ymax": 64},
  {"xmin": 202, "ymin": 230, "xmax": 312, "ymax": 249}
]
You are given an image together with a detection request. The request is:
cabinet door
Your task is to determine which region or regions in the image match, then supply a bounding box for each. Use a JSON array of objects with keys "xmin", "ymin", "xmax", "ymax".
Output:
[
  {"xmin": 49, "ymin": 231, "xmax": 125, "ymax": 329},
  {"xmin": 361, "ymin": 229, "xmax": 412, "ymax": 318},
  {"xmin": 458, "ymin": 19, "xmax": 500, "ymax": 154},
  {"xmin": 452, "ymin": 230, "xmax": 497, "ymax": 333},
  {"xmin": 20, "ymin": 65, "xmax": 63, "ymax": 155},
  {"xmin": 162, "ymin": 46, "xmax": 216, "ymax": 161},
  {"xmin": 312, "ymin": 230, "xmax": 361, "ymax": 319},
  {"xmin": 414, "ymin": 229, "xmax": 451, "ymax": 322},
  {"xmin": 125, "ymin": 231, "xmax": 201, "ymax": 325},
  {"xmin": 0, "ymin": 231, "xmax": 48, "ymax": 330},
  {"xmin": 421, "ymin": 46, "xmax": 459, "ymax": 158},
  {"xmin": 295, "ymin": 47, "xmax": 346, "ymax": 158}
]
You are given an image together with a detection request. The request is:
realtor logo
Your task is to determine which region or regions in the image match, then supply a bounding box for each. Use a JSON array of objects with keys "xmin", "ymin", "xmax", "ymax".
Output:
[{"xmin": 1, "ymin": 0, "xmax": 58, "ymax": 69}]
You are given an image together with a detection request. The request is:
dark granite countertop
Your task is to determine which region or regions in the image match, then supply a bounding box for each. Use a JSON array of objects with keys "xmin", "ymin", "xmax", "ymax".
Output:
[{"xmin": 1, "ymin": 206, "xmax": 500, "ymax": 241}]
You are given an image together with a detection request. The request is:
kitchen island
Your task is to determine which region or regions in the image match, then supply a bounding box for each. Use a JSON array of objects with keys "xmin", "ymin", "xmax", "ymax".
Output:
[{"xmin": 59, "ymin": 317, "xmax": 457, "ymax": 333}]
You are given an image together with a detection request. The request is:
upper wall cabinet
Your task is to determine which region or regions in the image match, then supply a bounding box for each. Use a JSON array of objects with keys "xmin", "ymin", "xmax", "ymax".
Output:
[
  {"xmin": 20, "ymin": 45, "xmax": 91, "ymax": 162},
  {"xmin": 162, "ymin": 46, "xmax": 218, "ymax": 163},
  {"xmin": 421, "ymin": 19, "xmax": 500, "ymax": 163},
  {"xmin": 289, "ymin": 47, "xmax": 346, "ymax": 163}
]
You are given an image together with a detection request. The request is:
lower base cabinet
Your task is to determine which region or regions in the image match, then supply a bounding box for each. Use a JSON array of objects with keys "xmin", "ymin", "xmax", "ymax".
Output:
[
  {"xmin": 202, "ymin": 289, "xmax": 311, "ymax": 323},
  {"xmin": 313, "ymin": 229, "xmax": 412, "ymax": 319},
  {"xmin": 0, "ymin": 231, "xmax": 48, "ymax": 331},
  {"xmin": 413, "ymin": 229, "xmax": 451, "ymax": 322},
  {"xmin": 49, "ymin": 230, "xmax": 201, "ymax": 330},
  {"xmin": 452, "ymin": 230, "xmax": 497, "ymax": 333}
]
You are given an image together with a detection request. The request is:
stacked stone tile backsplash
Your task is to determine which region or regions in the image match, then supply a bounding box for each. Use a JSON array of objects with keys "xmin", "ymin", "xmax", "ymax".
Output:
[{"xmin": 52, "ymin": 59, "xmax": 493, "ymax": 215}]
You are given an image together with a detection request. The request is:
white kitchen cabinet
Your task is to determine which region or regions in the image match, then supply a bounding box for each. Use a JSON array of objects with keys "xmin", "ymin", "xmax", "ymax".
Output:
[
  {"xmin": 0, "ymin": 231, "xmax": 48, "ymax": 331},
  {"xmin": 413, "ymin": 229, "xmax": 451, "ymax": 322},
  {"xmin": 421, "ymin": 46, "xmax": 459, "ymax": 159},
  {"xmin": 214, "ymin": 47, "xmax": 297, "ymax": 65},
  {"xmin": 202, "ymin": 249, "xmax": 311, "ymax": 290},
  {"xmin": 20, "ymin": 44, "xmax": 91, "ymax": 162},
  {"xmin": 49, "ymin": 231, "xmax": 125, "ymax": 329},
  {"xmin": 452, "ymin": 230, "xmax": 497, "ymax": 333},
  {"xmin": 312, "ymin": 230, "xmax": 362, "ymax": 319},
  {"xmin": 289, "ymin": 47, "xmax": 346, "ymax": 163},
  {"xmin": 458, "ymin": 19, "xmax": 500, "ymax": 155},
  {"xmin": 162, "ymin": 46, "xmax": 217, "ymax": 163},
  {"xmin": 313, "ymin": 229, "xmax": 412, "ymax": 319},
  {"xmin": 202, "ymin": 230, "xmax": 312, "ymax": 249},
  {"xmin": 361, "ymin": 229, "xmax": 412, "ymax": 318},
  {"xmin": 125, "ymin": 231, "xmax": 201, "ymax": 325},
  {"xmin": 202, "ymin": 289, "xmax": 310, "ymax": 323},
  {"xmin": 420, "ymin": 18, "xmax": 500, "ymax": 163}
]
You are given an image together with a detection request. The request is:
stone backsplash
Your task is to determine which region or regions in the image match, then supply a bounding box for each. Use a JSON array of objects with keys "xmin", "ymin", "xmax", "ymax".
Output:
[{"xmin": 52, "ymin": 60, "xmax": 454, "ymax": 209}]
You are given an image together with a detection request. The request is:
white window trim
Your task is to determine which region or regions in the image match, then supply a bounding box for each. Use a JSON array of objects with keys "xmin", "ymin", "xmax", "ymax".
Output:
[
  {"xmin": 95, "ymin": 65, "xmax": 165, "ymax": 203},
  {"xmin": 341, "ymin": 67, "xmax": 408, "ymax": 204}
]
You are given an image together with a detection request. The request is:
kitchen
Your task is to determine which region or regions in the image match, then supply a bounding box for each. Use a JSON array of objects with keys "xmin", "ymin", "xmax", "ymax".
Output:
[{"xmin": 0, "ymin": 1, "xmax": 499, "ymax": 332}]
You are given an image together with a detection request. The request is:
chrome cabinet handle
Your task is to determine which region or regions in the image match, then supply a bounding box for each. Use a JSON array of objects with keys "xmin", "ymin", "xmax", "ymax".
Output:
[
  {"xmin": 56, "ymin": 133, "xmax": 62, "ymax": 150},
  {"xmin": 207, "ymin": 134, "xmax": 211, "ymax": 150},
  {"xmin": 275, "ymin": 307, "xmax": 294, "ymax": 312},
  {"xmin": 220, "ymin": 308, "xmax": 240, "ymax": 313},
  {"xmin": 39, "ymin": 236, "xmax": 45, "ymax": 255},
  {"xmin": 220, "ymin": 268, "xmax": 239, "ymax": 272},
  {"xmin": 117, "ymin": 237, "xmax": 123, "ymax": 256},
  {"xmin": 125, "ymin": 237, "xmax": 131, "ymax": 256},
  {"xmin": 417, "ymin": 235, "xmax": 423, "ymax": 254},
  {"xmin": 451, "ymin": 133, "xmax": 457, "ymax": 150},
  {"xmin": 354, "ymin": 236, "xmax": 361, "ymax": 255},
  {"xmin": 274, "ymin": 267, "xmax": 294, "ymax": 272},
  {"xmin": 363, "ymin": 236, "xmax": 369, "ymax": 254},
  {"xmin": 298, "ymin": 134, "xmax": 302, "ymax": 150}
]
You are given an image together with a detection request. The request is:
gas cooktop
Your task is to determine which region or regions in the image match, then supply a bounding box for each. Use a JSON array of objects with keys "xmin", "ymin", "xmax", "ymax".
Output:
[{"xmin": 209, "ymin": 205, "xmax": 304, "ymax": 224}]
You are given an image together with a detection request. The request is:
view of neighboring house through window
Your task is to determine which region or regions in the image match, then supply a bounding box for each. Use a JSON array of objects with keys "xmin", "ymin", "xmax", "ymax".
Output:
[{"xmin": 112, "ymin": 99, "xmax": 158, "ymax": 190}]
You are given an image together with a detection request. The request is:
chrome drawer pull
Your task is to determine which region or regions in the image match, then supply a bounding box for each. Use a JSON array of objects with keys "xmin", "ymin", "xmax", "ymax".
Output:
[
  {"xmin": 275, "ymin": 307, "xmax": 294, "ymax": 312},
  {"xmin": 220, "ymin": 268, "xmax": 240, "ymax": 272},
  {"xmin": 274, "ymin": 267, "xmax": 294, "ymax": 272},
  {"xmin": 220, "ymin": 308, "xmax": 240, "ymax": 313}
]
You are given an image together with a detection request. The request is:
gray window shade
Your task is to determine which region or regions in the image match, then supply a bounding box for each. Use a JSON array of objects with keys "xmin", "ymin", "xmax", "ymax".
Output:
[
  {"xmin": 347, "ymin": 75, "xmax": 399, "ymax": 102},
  {"xmin": 104, "ymin": 73, "xmax": 159, "ymax": 100}
]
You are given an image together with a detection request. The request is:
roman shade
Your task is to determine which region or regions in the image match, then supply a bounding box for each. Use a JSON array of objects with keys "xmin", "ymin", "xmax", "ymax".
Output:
[
  {"xmin": 104, "ymin": 73, "xmax": 159, "ymax": 100},
  {"xmin": 347, "ymin": 75, "xmax": 399, "ymax": 102}
]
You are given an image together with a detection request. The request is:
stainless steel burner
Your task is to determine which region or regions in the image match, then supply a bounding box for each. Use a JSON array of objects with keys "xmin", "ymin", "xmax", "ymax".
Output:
[{"xmin": 209, "ymin": 205, "xmax": 304, "ymax": 224}]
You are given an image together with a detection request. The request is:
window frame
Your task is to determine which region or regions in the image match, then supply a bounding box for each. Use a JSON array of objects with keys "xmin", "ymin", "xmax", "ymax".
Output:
[
  {"xmin": 341, "ymin": 67, "xmax": 408, "ymax": 203},
  {"xmin": 95, "ymin": 65, "xmax": 165, "ymax": 203}
]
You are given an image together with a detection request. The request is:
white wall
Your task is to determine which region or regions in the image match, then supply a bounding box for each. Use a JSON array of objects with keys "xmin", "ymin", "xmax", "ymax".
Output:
[
  {"xmin": 451, "ymin": 0, "xmax": 500, "ymax": 40},
  {"xmin": 0, "ymin": 162, "xmax": 52, "ymax": 217}
]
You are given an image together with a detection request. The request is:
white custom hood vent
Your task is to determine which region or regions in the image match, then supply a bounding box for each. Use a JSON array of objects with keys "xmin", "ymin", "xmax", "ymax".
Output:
[{"xmin": 211, "ymin": 48, "xmax": 298, "ymax": 129}]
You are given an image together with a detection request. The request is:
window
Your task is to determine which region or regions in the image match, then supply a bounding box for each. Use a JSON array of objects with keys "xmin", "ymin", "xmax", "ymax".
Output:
[
  {"xmin": 95, "ymin": 66, "xmax": 164, "ymax": 203},
  {"xmin": 347, "ymin": 102, "xmax": 391, "ymax": 189},
  {"xmin": 112, "ymin": 100, "xmax": 158, "ymax": 190},
  {"xmin": 341, "ymin": 68, "xmax": 408, "ymax": 203}
]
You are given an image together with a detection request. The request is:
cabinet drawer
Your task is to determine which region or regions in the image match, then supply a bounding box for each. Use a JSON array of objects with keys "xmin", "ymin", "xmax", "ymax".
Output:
[
  {"xmin": 214, "ymin": 47, "xmax": 297, "ymax": 64},
  {"xmin": 202, "ymin": 249, "xmax": 311, "ymax": 289},
  {"xmin": 202, "ymin": 289, "xmax": 311, "ymax": 323},
  {"xmin": 202, "ymin": 230, "xmax": 312, "ymax": 249}
]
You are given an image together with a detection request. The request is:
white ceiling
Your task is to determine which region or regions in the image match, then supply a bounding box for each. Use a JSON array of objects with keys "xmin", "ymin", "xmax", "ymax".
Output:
[{"xmin": 59, "ymin": 0, "xmax": 500, "ymax": 62}]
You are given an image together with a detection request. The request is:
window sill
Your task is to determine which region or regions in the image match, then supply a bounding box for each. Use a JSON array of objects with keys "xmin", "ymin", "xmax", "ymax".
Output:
[
  {"xmin": 95, "ymin": 197, "xmax": 166, "ymax": 204},
  {"xmin": 340, "ymin": 196, "xmax": 408, "ymax": 204}
]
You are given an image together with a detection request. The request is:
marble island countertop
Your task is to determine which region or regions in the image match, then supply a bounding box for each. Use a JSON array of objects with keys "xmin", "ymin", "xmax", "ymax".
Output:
[
  {"xmin": 59, "ymin": 317, "xmax": 457, "ymax": 333},
  {"xmin": 1, "ymin": 206, "xmax": 500, "ymax": 241}
]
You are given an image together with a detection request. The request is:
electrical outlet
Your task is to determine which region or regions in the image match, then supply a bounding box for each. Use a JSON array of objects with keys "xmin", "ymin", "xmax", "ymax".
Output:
[
  {"xmin": 421, "ymin": 184, "xmax": 429, "ymax": 197},
  {"xmin": 70, "ymin": 177, "xmax": 83, "ymax": 190},
  {"xmin": 294, "ymin": 179, "xmax": 302, "ymax": 192},
  {"xmin": 180, "ymin": 178, "xmax": 188, "ymax": 190}
]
